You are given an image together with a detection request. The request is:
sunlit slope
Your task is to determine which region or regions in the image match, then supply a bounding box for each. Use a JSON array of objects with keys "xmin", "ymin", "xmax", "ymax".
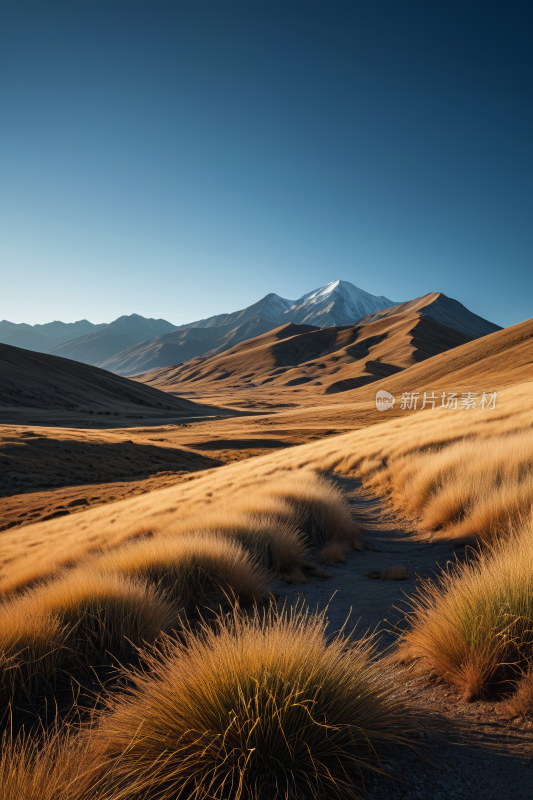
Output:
[
  {"xmin": 239, "ymin": 314, "xmax": 533, "ymax": 428},
  {"xmin": 336, "ymin": 313, "xmax": 533, "ymax": 401},
  {"xmin": 2, "ymin": 364, "xmax": 532, "ymax": 594}
]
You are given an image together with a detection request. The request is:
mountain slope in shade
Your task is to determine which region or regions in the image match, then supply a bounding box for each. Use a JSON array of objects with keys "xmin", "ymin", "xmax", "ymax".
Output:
[
  {"xmin": 100, "ymin": 314, "xmax": 311, "ymax": 376},
  {"xmin": 0, "ymin": 343, "xmax": 220, "ymax": 419},
  {"xmin": 283, "ymin": 280, "xmax": 397, "ymax": 327},
  {"xmin": 48, "ymin": 314, "xmax": 178, "ymax": 366},
  {"xmin": 0, "ymin": 319, "xmax": 107, "ymax": 353}
]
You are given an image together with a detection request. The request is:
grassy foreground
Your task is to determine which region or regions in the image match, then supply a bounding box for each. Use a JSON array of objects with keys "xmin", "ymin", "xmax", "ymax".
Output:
[{"xmin": 1, "ymin": 607, "xmax": 410, "ymax": 800}]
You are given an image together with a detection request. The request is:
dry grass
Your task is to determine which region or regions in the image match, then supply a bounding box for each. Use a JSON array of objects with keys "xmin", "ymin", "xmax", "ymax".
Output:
[
  {"xmin": 92, "ymin": 533, "xmax": 270, "ymax": 612},
  {"xmin": 0, "ymin": 726, "xmax": 102, "ymax": 800},
  {"xmin": 398, "ymin": 519, "xmax": 533, "ymax": 700},
  {"xmin": 0, "ymin": 571, "xmax": 177, "ymax": 710},
  {"xmin": 502, "ymin": 669, "xmax": 533, "ymax": 718},
  {"xmin": 5, "ymin": 382, "xmax": 533, "ymax": 595},
  {"xmin": 249, "ymin": 471, "xmax": 362, "ymax": 550},
  {"xmin": 0, "ymin": 608, "xmax": 66, "ymax": 711},
  {"xmin": 85, "ymin": 605, "xmax": 409, "ymax": 800},
  {"xmin": 320, "ymin": 540, "xmax": 351, "ymax": 564},
  {"xmin": 25, "ymin": 569, "xmax": 178, "ymax": 663},
  {"xmin": 164, "ymin": 508, "xmax": 309, "ymax": 578},
  {"xmin": 380, "ymin": 566, "xmax": 409, "ymax": 581},
  {"xmin": 0, "ymin": 468, "xmax": 359, "ymax": 595}
]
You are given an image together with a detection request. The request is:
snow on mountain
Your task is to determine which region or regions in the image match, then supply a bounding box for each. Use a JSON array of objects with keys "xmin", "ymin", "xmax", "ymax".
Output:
[{"xmin": 285, "ymin": 280, "xmax": 397, "ymax": 327}]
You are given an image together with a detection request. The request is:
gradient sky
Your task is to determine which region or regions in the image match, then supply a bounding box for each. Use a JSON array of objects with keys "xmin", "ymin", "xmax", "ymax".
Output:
[{"xmin": 1, "ymin": 1, "xmax": 531, "ymax": 328}]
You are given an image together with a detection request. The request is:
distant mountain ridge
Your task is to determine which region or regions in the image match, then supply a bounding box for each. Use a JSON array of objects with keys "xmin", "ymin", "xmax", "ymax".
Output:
[
  {"xmin": 48, "ymin": 314, "xmax": 177, "ymax": 365},
  {"xmin": 0, "ymin": 319, "xmax": 107, "ymax": 353}
]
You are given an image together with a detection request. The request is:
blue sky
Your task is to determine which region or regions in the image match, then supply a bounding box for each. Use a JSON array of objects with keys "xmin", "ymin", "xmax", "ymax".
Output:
[{"xmin": 1, "ymin": 1, "xmax": 531, "ymax": 328}]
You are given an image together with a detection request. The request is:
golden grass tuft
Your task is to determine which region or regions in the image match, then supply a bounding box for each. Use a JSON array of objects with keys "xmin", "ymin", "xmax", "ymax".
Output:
[
  {"xmin": 27, "ymin": 569, "xmax": 178, "ymax": 663},
  {"xmin": 86, "ymin": 605, "xmax": 409, "ymax": 800},
  {"xmin": 92, "ymin": 533, "xmax": 270, "ymax": 612},
  {"xmin": 0, "ymin": 571, "xmax": 177, "ymax": 709},
  {"xmin": 0, "ymin": 726, "xmax": 101, "ymax": 800},
  {"xmin": 165, "ymin": 508, "xmax": 309, "ymax": 578},
  {"xmin": 502, "ymin": 669, "xmax": 533, "ymax": 718},
  {"xmin": 0, "ymin": 608, "xmax": 67, "ymax": 711},
  {"xmin": 398, "ymin": 520, "xmax": 533, "ymax": 700},
  {"xmin": 380, "ymin": 566, "xmax": 409, "ymax": 581},
  {"xmin": 251, "ymin": 471, "xmax": 362, "ymax": 550}
]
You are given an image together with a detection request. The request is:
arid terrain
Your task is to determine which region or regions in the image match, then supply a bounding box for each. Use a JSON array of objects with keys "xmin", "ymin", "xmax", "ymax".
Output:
[{"xmin": 1, "ymin": 303, "xmax": 532, "ymax": 799}]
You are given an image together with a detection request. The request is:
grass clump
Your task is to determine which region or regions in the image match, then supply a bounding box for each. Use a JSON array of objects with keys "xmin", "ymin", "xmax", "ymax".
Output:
[
  {"xmin": 502, "ymin": 669, "xmax": 533, "ymax": 718},
  {"xmin": 87, "ymin": 605, "xmax": 409, "ymax": 800},
  {"xmin": 0, "ymin": 726, "xmax": 99, "ymax": 800},
  {"xmin": 30, "ymin": 569, "xmax": 177, "ymax": 664},
  {"xmin": 93, "ymin": 533, "xmax": 270, "ymax": 612},
  {"xmin": 180, "ymin": 512, "xmax": 308, "ymax": 579},
  {"xmin": 0, "ymin": 570, "xmax": 177, "ymax": 708},
  {"xmin": 250, "ymin": 471, "xmax": 362, "ymax": 551},
  {"xmin": 398, "ymin": 521, "xmax": 533, "ymax": 701},
  {"xmin": 0, "ymin": 609, "xmax": 66, "ymax": 712}
]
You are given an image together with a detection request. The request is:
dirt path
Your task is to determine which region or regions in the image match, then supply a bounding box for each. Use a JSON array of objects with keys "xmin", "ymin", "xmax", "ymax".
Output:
[{"xmin": 273, "ymin": 478, "xmax": 533, "ymax": 800}]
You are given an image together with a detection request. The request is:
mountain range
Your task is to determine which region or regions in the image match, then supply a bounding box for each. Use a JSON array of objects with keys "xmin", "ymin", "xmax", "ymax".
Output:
[
  {"xmin": 134, "ymin": 291, "xmax": 500, "ymax": 400},
  {"xmin": 47, "ymin": 314, "xmax": 177, "ymax": 365},
  {"xmin": 0, "ymin": 281, "xmax": 398, "ymax": 373},
  {"xmin": 1, "ymin": 280, "xmax": 500, "ymax": 381}
]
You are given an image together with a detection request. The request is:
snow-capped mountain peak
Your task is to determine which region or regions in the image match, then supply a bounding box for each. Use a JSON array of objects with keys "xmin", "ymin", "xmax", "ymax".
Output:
[{"xmin": 285, "ymin": 280, "xmax": 397, "ymax": 327}]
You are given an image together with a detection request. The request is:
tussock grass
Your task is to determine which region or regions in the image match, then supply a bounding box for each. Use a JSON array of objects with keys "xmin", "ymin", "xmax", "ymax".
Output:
[
  {"xmin": 250, "ymin": 471, "xmax": 362, "ymax": 550},
  {"xmin": 502, "ymin": 670, "xmax": 533, "ymax": 718},
  {"xmin": 320, "ymin": 540, "xmax": 351, "ymax": 564},
  {"xmin": 93, "ymin": 533, "xmax": 269, "ymax": 612},
  {"xmin": 0, "ymin": 727, "xmax": 100, "ymax": 800},
  {"xmin": 86, "ymin": 605, "xmax": 409, "ymax": 800},
  {"xmin": 0, "ymin": 468, "xmax": 357, "ymax": 594},
  {"xmin": 165, "ymin": 508, "xmax": 308, "ymax": 578},
  {"xmin": 0, "ymin": 608, "xmax": 66, "ymax": 710},
  {"xmin": 380, "ymin": 566, "xmax": 409, "ymax": 581},
  {"xmin": 0, "ymin": 571, "xmax": 177, "ymax": 710},
  {"xmin": 25, "ymin": 569, "xmax": 177, "ymax": 663},
  {"xmin": 398, "ymin": 520, "xmax": 533, "ymax": 700}
]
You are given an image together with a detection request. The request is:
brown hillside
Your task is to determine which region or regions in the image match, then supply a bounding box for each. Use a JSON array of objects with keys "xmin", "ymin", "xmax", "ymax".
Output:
[{"xmin": 0, "ymin": 343, "xmax": 230, "ymax": 425}]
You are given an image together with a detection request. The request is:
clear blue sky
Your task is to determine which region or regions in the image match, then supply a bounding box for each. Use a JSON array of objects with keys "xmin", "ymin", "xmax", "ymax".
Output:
[{"xmin": 1, "ymin": 1, "xmax": 531, "ymax": 328}]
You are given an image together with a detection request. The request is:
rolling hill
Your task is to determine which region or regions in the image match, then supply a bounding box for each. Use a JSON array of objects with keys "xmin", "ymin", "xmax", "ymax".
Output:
[{"xmin": 0, "ymin": 342, "xmax": 225, "ymax": 421}]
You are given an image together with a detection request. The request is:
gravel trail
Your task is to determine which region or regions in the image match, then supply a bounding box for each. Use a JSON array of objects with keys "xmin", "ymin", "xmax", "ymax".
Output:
[{"xmin": 273, "ymin": 477, "xmax": 533, "ymax": 800}]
